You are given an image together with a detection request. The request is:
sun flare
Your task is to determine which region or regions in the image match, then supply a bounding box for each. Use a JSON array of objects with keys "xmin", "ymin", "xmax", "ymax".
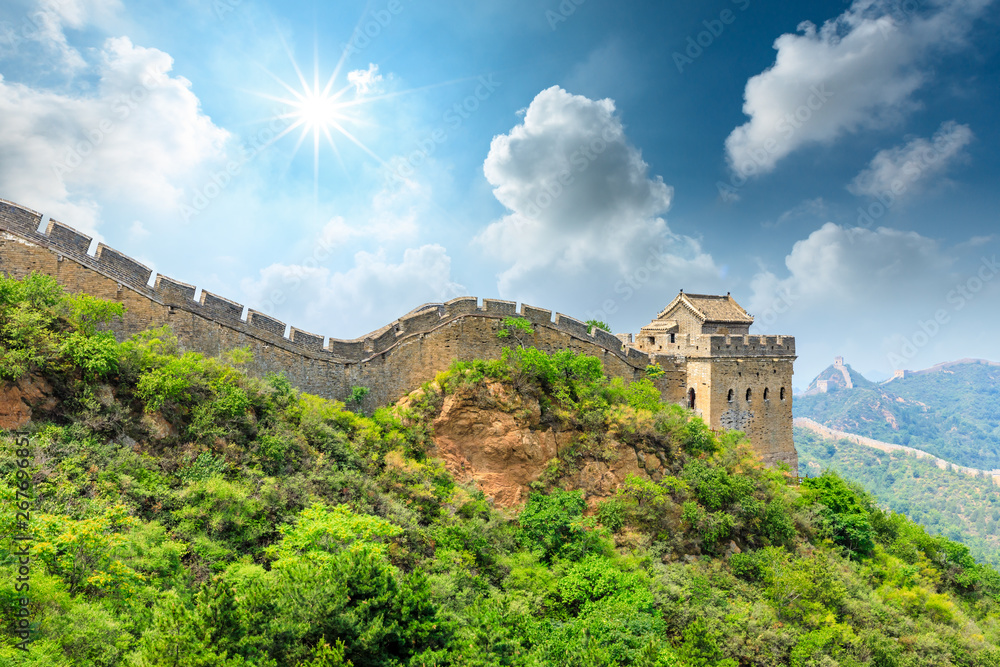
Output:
[
  {"xmin": 252, "ymin": 45, "xmax": 387, "ymax": 194},
  {"xmin": 294, "ymin": 87, "xmax": 345, "ymax": 131}
]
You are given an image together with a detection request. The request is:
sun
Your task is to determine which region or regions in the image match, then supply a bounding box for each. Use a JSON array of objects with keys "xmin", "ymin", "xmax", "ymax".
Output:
[
  {"xmin": 252, "ymin": 44, "xmax": 386, "ymax": 194},
  {"xmin": 294, "ymin": 85, "xmax": 345, "ymax": 131}
]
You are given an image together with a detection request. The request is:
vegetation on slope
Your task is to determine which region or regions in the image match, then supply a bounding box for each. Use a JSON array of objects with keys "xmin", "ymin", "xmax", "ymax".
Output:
[
  {"xmin": 2, "ymin": 273, "xmax": 1000, "ymax": 665},
  {"xmin": 797, "ymin": 425, "xmax": 1000, "ymax": 570},
  {"xmin": 795, "ymin": 363, "xmax": 1000, "ymax": 470}
]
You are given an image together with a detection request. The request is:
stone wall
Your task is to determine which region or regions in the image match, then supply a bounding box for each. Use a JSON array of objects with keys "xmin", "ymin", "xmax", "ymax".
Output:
[
  {"xmin": 0, "ymin": 198, "xmax": 799, "ymax": 468},
  {"xmin": 683, "ymin": 357, "xmax": 796, "ymax": 468},
  {"xmin": 0, "ymin": 199, "xmax": 685, "ymax": 413}
]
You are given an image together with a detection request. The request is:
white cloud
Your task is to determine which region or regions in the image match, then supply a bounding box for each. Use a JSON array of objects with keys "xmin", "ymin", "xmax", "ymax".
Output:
[
  {"xmin": 847, "ymin": 121, "xmax": 973, "ymax": 199},
  {"xmin": 725, "ymin": 0, "xmax": 991, "ymax": 178},
  {"xmin": 749, "ymin": 222, "xmax": 999, "ymax": 380},
  {"xmin": 241, "ymin": 244, "xmax": 465, "ymax": 337},
  {"xmin": 0, "ymin": 35, "xmax": 230, "ymax": 235},
  {"xmin": 315, "ymin": 168, "xmax": 423, "ymax": 250},
  {"xmin": 0, "ymin": 0, "xmax": 122, "ymax": 71},
  {"xmin": 476, "ymin": 86, "xmax": 720, "ymax": 321},
  {"xmin": 347, "ymin": 63, "xmax": 382, "ymax": 96}
]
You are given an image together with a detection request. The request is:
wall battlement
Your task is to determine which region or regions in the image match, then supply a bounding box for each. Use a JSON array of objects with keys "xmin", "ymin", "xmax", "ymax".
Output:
[
  {"xmin": 0, "ymin": 198, "xmax": 796, "ymax": 470},
  {"xmin": 0, "ymin": 198, "xmax": 655, "ymax": 364},
  {"xmin": 702, "ymin": 334, "xmax": 796, "ymax": 357},
  {"xmin": 0, "ymin": 199, "xmax": 649, "ymax": 364}
]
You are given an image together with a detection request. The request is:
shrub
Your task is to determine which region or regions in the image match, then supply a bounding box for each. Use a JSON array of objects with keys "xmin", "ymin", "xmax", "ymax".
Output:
[
  {"xmin": 519, "ymin": 489, "xmax": 605, "ymax": 562},
  {"xmin": 61, "ymin": 331, "xmax": 120, "ymax": 380},
  {"xmin": 61, "ymin": 293, "xmax": 125, "ymax": 335},
  {"xmin": 802, "ymin": 471, "xmax": 875, "ymax": 557},
  {"xmin": 586, "ymin": 319, "xmax": 611, "ymax": 334}
]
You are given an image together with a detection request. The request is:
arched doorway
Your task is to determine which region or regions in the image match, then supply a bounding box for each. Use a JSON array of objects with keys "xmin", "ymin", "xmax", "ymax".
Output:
[{"xmin": 687, "ymin": 388, "xmax": 696, "ymax": 409}]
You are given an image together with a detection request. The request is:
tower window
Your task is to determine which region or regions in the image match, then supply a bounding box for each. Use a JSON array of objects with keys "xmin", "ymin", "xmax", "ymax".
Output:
[
  {"xmin": 763, "ymin": 387, "xmax": 770, "ymax": 400},
  {"xmin": 780, "ymin": 387, "xmax": 786, "ymax": 401},
  {"xmin": 688, "ymin": 388, "xmax": 696, "ymax": 409},
  {"xmin": 746, "ymin": 388, "xmax": 752, "ymax": 402},
  {"xmin": 727, "ymin": 389, "xmax": 734, "ymax": 402},
  {"xmin": 669, "ymin": 333, "xmax": 676, "ymax": 343}
]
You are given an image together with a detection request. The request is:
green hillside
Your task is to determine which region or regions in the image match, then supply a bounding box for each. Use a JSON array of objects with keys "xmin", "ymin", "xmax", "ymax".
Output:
[
  {"xmin": 795, "ymin": 361, "xmax": 1000, "ymax": 470},
  {"xmin": 796, "ymin": 426, "xmax": 1000, "ymax": 569},
  {"xmin": 4, "ymin": 273, "xmax": 1000, "ymax": 666}
]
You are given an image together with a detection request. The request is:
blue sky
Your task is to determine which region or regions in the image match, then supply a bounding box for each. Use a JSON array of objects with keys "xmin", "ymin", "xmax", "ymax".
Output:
[{"xmin": 1, "ymin": 0, "xmax": 998, "ymax": 386}]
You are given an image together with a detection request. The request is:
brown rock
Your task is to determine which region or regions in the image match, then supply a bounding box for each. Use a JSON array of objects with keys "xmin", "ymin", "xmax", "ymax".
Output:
[
  {"xmin": 143, "ymin": 411, "xmax": 176, "ymax": 440},
  {"xmin": 431, "ymin": 390, "xmax": 558, "ymax": 508},
  {"xmin": 0, "ymin": 374, "xmax": 56, "ymax": 430},
  {"xmin": 428, "ymin": 385, "xmax": 651, "ymax": 510}
]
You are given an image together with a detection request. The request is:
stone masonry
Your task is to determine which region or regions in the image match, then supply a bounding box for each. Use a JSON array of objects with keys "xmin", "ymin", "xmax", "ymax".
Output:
[
  {"xmin": 0, "ymin": 199, "xmax": 796, "ymax": 468},
  {"xmin": 626, "ymin": 291, "xmax": 797, "ymax": 469}
]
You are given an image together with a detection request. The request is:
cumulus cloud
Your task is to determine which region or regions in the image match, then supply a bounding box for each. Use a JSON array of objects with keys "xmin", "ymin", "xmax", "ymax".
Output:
[
  {"xmin": 241, "ymin": 244, "xmax": 466, "ymax": 338},
  {"xmin": 347, "ymin": 63, "xmax": 382, "ymax": 96},
  {"xmin": 476, "ymin": 86, "xmax": 720, "ymax": 323},
  {"xmin": 0, "ymin": 35, "xmax": 230, "ymax": 234},
  {"xmin": 749, "ymin": 222, "xmax": 999, "ymax": 380},
  {"xmin": 847, "ymin": 121, "xmax": 973, "ymax": 199},
  {"xmin": 725, "ymin": 0, "xmax": 991, "ymax": 178}
]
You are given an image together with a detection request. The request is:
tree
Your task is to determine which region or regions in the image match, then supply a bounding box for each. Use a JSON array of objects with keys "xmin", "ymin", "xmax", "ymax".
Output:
[
  {"xmin": 586, "ymin": 319, "xmax": 612, "ymax": 334},
  {"xmin": 496, "ymin": 316, "xmax": 534, "ymax": 348}
]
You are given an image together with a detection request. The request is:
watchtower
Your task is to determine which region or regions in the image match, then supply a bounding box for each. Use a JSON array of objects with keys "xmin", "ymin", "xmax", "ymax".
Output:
[{"xmin": 626, "ymin": 291, "xmax": 797, "ymax": 469}]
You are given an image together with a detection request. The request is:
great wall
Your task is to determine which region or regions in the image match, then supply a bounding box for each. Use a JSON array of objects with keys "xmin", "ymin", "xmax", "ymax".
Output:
[
  {"xmin": 0, "ymin": 198, "xmax": 798, "ymax": 469},
  {"xmin": 795, "ymin": 417, "xmax": 1000, "ymax": 486}
]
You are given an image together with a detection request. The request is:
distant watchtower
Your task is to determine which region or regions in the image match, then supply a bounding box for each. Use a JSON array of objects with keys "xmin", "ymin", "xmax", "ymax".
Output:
[{"xmin": 624, "ymin": 291, "xmax": 797, "ymax": 469}]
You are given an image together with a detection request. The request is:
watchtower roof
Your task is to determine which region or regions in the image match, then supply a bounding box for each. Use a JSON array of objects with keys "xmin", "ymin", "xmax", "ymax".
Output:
[
  {"xmin": 657, "ymin": 291, "xmax": 753, "ymax": 324},
  {"xmin": 640, "ymin": 319, "xmax": 678, "ymax": 333}
]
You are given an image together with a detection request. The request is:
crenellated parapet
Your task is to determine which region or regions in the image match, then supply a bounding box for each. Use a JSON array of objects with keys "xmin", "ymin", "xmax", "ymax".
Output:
[
  {"xmin": 46, "ymin": 220, "xmax": 93, "ymax": 258},
  {"xmin": 698, "ymin": 334, "xmax": 796, "ymax": 358},
  {"xmin": 0, "ymin": 199, "xmax": 646, "ymax": 368},
  {"xmin": 0, "ymin": 198, "xmax": 798, "ymax": 469},
  {"xmin": 0, "ymin": 199, "xmax": 45, "ymax": 239}
]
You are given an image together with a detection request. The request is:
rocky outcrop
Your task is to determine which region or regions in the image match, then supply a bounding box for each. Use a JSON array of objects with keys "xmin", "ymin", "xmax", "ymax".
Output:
[
  {"xmin": 426, "ymin": 382, "xmax": 654, "ymax": 509},
  {"xmin": 0, "ymin": 374, "xmax": 57, "ymax": 430}
]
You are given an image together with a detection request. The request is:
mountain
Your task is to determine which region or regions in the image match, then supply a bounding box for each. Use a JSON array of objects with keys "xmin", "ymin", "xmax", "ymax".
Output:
[
  {"xmin": 796, "ymin": 425, "xmax": 1000, "ymax": 569},
  {"xmin": 795, "ymin": 358, "xmax": 1000, "ymax": 470},
  {"xmin": 5, "ymin": 273, "xmax": 1000, "ymax": 665},
  {"xmin": 800, "ymin": 357, "xmax": 875, "ymax": 395}
]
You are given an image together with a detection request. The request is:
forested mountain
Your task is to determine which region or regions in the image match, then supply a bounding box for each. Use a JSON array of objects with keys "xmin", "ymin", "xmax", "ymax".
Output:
[
  {"xmin": 3, "ymin": 273, "xmax": 1000, "ymax": 666},
  {"xmin": 797, "ymin": 426, "xmax": 1000, "ymax": 570},
  {"xmin": 795, "ymin": 359, "xmax": 1000, "ymax": 470}
]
